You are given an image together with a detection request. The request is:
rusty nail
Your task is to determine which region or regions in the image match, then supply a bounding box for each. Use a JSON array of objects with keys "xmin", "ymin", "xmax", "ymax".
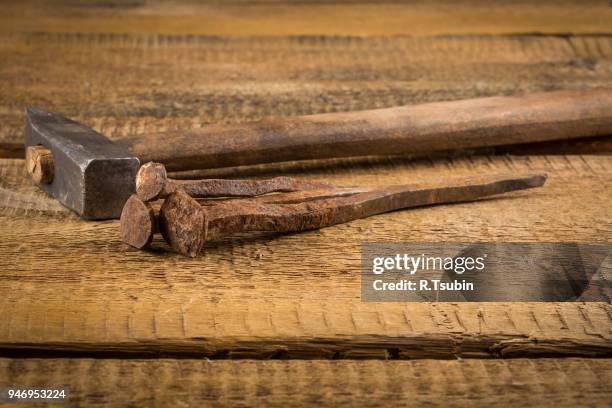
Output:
[
  {"xmin": 136, "ymin": 162, "xmax": 331, "ymax": 202},
  {"xmin": 120, "ymin": 194, "xmax": 158, "ymax": 249},
  {"xmin": 158, "ymin": 173, "xmax": 547, "ymax": 257}
]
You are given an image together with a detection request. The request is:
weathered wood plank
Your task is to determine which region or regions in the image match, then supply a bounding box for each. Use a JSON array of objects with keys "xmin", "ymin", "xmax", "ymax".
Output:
[
  {"xmin": 1, "ymin": 0, "xmax": 611, "ymax": 37},
  {"xmin": 0, "ymin": 155, "xmax": 609, "ymax": 357},
  {"xmin": 1, "ymin": 32, "xmax": 612, "ymax": 156},
  {"xmin": 1, "ymin": 0, "xmax": 611, "ymax": 360},
  {"xmin": 1, "ymin": 358, "xmax": 610, "ymax": 407}
]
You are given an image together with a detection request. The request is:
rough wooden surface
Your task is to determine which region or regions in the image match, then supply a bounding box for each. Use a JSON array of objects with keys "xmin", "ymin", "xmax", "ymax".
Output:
[
  {"xmin": 1, "ymin": 358, "xmax": 611, "ymax": 407},
  {"xmin": 0, "ymin": 154, "xmax": 610, "ymax": 358},
  {"xmin": 2, "ymin": 0, "xmax": 611, "ymax": 37},
  {"xmin": 2, "ymin": 21, "xmax": 612, "ymax": 158},
  {"xmin": 1, "ymin": 2, "xmax": 611, "ymax": 403}
]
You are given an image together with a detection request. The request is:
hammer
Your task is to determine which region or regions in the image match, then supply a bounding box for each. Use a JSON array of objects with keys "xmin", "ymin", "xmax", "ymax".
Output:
[{"xmin": 25, "ymin": 89, "xmax": 612, "ymax": 219}]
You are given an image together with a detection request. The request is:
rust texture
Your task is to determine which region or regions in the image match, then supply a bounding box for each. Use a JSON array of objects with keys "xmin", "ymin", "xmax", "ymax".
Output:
[
  {"xmin": 123, "ymin": 89, "xmax": 612, "ymax": 172},
  {"xmin": 120, "ymin": 194, "xmax": 157, "ymax": 249},
  {"xmin": 136, "ymin": 162, "xmax": 330, "ymax": 202},
  {"xmin": 159, "ymin": 173, "xmax": 547, "ymax": 257}
]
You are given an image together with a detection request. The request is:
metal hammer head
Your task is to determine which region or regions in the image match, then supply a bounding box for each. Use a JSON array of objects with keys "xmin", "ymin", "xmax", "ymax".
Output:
[{"xmin": 25, "ymin": 107, "xmax": 140, "ymax": 219}]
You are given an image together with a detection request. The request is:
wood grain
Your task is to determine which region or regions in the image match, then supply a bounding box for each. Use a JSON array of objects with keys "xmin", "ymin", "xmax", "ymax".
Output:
[
  {"xmin": 2, "ymin": 31, "xmax": 612, "ymax": 157},
  {"xmin": 0, "ymin": 154, "xmax": 609, "ymax": 358},
  {"xmin": 2, "ymin": 0, "xmax": 611, "ymax": 37},
  {"xmin": 122, "ymin": 89, "xmax": 612, "ymax": 171},
  {"xmin": 1, "ymin": 358, "xmax": 611, "ymax": 407},
  {"xmin": 0, "ymin": 0, "xmax": 611, "ymax": 366}
]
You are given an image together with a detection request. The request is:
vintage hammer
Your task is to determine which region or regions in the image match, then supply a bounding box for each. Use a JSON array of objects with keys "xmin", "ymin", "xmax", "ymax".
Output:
[{"xmin": 25, "ymin": 89, "xmax": 612, "ymax": 219}]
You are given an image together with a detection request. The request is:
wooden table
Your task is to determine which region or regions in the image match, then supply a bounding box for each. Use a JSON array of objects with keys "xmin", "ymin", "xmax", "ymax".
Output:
[{"xmin": 0, "ymin": 1, "xmax": 610, "ymax": 406}]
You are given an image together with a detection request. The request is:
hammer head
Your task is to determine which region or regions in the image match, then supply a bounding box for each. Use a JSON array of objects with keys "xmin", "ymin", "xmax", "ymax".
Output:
[{"xmin": 25, "ymin": 107, "xmax": 140, "ymax": 219}]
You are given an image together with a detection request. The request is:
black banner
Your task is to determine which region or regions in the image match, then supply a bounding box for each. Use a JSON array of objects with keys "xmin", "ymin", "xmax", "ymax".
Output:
[{"xmin": 361, "ymin": 243, "xmax": 610, "ymax": 302}]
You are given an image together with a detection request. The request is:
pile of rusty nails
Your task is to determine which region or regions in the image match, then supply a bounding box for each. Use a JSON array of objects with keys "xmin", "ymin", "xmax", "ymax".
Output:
[{"xmin": 120, "ymin": 162, "xmax": 547, "ymax": 257}]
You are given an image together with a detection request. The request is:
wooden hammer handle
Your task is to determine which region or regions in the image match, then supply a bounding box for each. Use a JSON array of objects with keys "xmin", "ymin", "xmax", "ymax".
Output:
[{"xmin": 123, "ymin": 89, "xmax": 612, "ymax": 172}]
